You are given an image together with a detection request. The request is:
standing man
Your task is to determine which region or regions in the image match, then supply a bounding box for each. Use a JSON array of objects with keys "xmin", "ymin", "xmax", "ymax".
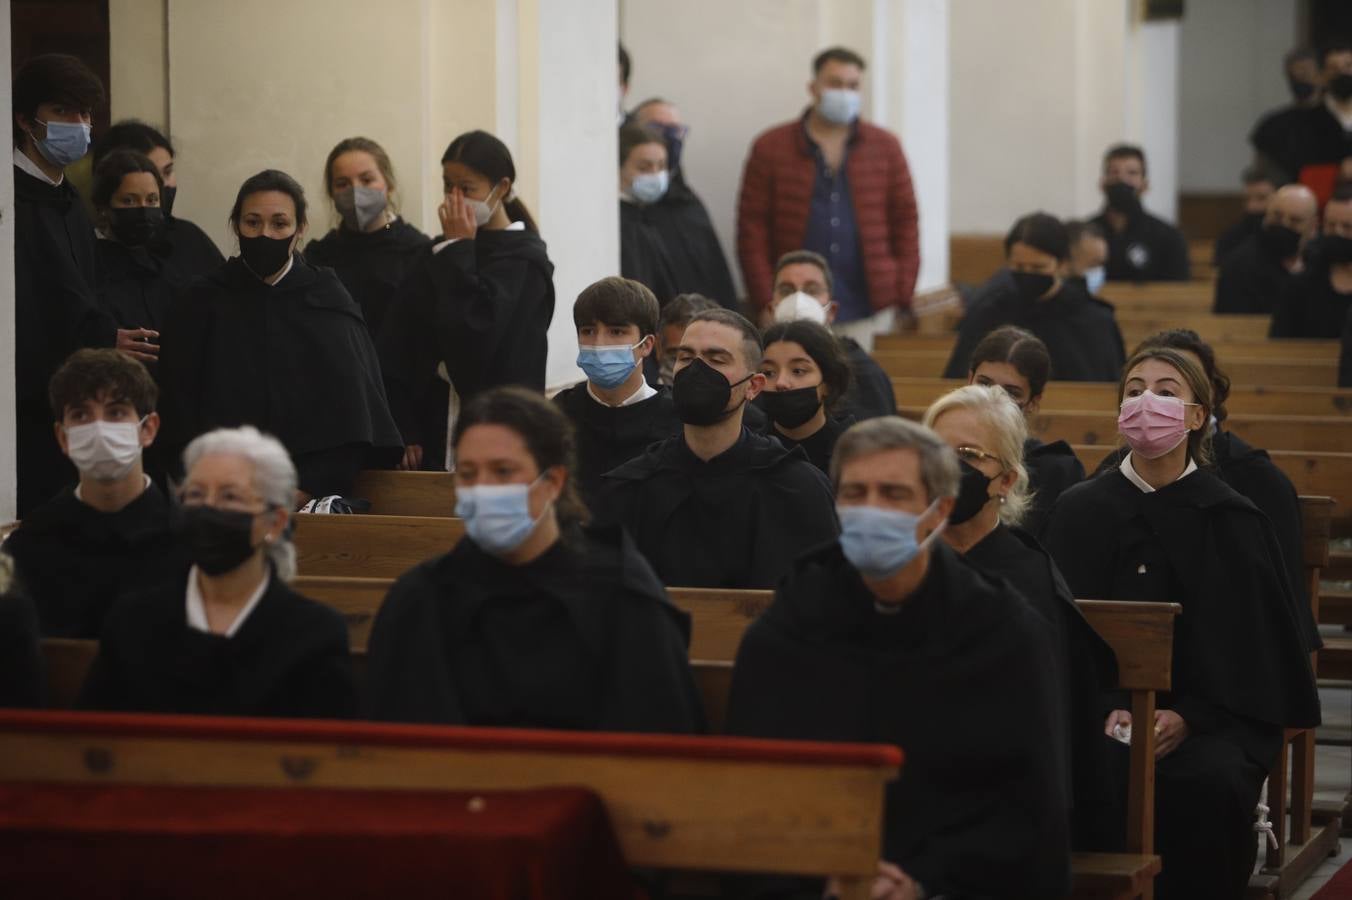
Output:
[
  {"xmin": 1270, "ymin": 39, "xmax": 1352, "ymax": 205},
  {"xmin": 1090, "ymin": 144, "xmax": 1191, "ymax": 283},
  {"xmin": 736, "ymin": 47, "xmax": 919, "ymax": 349},
  {"xmin": 1250, "ymin": 47, "xmax": 1324, "ymax": 183}
]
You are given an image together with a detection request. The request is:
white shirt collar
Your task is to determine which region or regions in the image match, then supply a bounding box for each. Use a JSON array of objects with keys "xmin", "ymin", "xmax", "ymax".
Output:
[
  {"xmin": 14, "ymin": 147, "xmax": 60, "ymax": 185},
  {"xmin": 1119, "ymin": 452, "xmax": 1198, "ymax": 494},
  {"xmin": 74, "ymin": 474, "xmax": 151, "ymax": 504},
  {"xmin": 265, "ymin": 254, "xmax": 295, "ymax": 285},
  {"xmin": 587, "ymin": 379, "xmax": 657, "ymax": 408},
  {"xmin": 185, "ymin": 565, "xmax": 270, "ymax": 638}
]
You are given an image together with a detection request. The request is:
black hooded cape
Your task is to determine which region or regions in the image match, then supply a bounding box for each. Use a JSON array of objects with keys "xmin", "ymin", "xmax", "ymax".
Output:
[
  {"xmin": 1270, "ymin": 257, "xmax": 1352, "ymax": 339},
  {"xmin": 1212, "ymin": 213, "xmax": 1262, "ymax": 267},
  {"xmin": 156, "ymin": 214, "xmax": 225, "ymax": 282},
  {"xmin": 552, "ymin": 383, "xmax": 680, "ymax": 508},
  {"xmin": 726, "ymin": 541, "xmax": 1071, "ymax": 899},
  {"xmin": 599, "ymin": 428, "xmax": 839, "ymax": 589},
  {"xmin": 1022, "ymin": 437, "xmax": 1086, "ymax": 539},
  {"xmin": 752, "ymin": 411, "xmax": 853, "ymax": 476},
  {"xmin": 839, "ymin": 336, "xmax": 897, "ymax": 420},
  {"xmin": 1213, "ymin": 234, "xmax": 1296, "ymax": 315},
  {"xmin": 636, "ymin": 174, "xmax": 738, "ymax": 307},
  {"xmin": 158, "ymin": 255, "xmax": 403, "ymax": 497},
  {"xmin": 304, "ymin": 218, "xmax": 432, "ymax": 337},
  {"xmin": 364, "ymin": 524, "xmax": 702, "ymax": 733},
  {"xmin": 95, "ymin": 238, "xmax": 178, "ymax": 333},
  {"xmin": 619, "ymin": 199, "xmax": 681, "ymax": 304},
  {"xmin": 943, "ymin": 272, "xmax": 1126, "ymax": 382}
]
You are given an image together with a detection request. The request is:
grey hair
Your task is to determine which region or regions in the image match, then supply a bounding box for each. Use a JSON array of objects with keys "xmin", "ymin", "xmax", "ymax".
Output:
[
  {"xmin": 922, "ymin": 384, "xmax": 1034, "ymax": 526},
  {"xmin": 182, "ymin": 426, "xmax": 298, "ymax": 581},
  {"xmin": 830, "ymin": 416, "xmax": 961, "ymax": 503}
]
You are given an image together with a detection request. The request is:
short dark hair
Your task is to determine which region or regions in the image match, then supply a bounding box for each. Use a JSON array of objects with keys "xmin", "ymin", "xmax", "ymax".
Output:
[
  {"xmin": 619, "ymin": 123, "xmax": 664, "ymax": 167},
  {"xmin": 1285, "ymin": 46, "xmax": 1319, "ymax": 69},
  {"xmin": 1241, "ymin": 163, "xmax": 1282, "ymax": 187},
  {"xmin": 12, "ymin": 54, "xmax": 104, "ymax": 148},
  {"xmin": 91, "ymin": 149, "xmax": 163, "ymax": 211},
  {"xmin": 1133, "ymin": 329, "xmax": 1232, "ymax": 424},
  {"xmin": 660, "ymin": 293, "xmax": 719, "ymax": 331},
  {"xmin": 442, "ymin": 130, "xmax": 538, "ymax": 233},
  {"xmin": 1321, "ymin": 37, "xmax": 1352, "ymax": 63},
  {"xmin": 49, "ymin": 349, "xmax": 158, "ymax": 421},
  {"xmin": 774, "ymin": 250, "xmax": 834, "ymax": 295},
  {"xmin": 230, "ymin": 169, "xmax": 308, "ymax": 231},
  {"xmin": 453, "ymin": 386, "xmax": 588, "ymax": 529},
  {"xmin": 632, "ymin": 97, "xmax": 670, "ymax": 119},
  {"xmin": 1004, "ymin": 212, "xmax": 1071, "ymax": 262},
  {"xmin": 688, "ymin": 308, "xmax": 763, "ymax": 371},
  {"xmin": 813, "ymin": 46, "xmax": 867, "ymax": 74},
  {"xmin": 573, "ymin": 276, "xmax": 660, "ymax": 336},
  {"xmin": 1064, "ymin": 219, "xmax": 1105, "ymax": 248},
  {"xmin": 618, "ymin": 43, "xmax": 631, "ymax": 87},
  {"xmin": 1103, "ymin": 143, "xmax": 1147, "ymax": 176},
  {"xmin": 761, "ymin": 320, "xmax": 852, "ymax": 412},
  {"xmin": 969, "ymin": 326, "xmax": 1052, "ymax": 399},
  {"xmin": 92, "ymin": 120, "xmax": 173, "ymax": 170}
]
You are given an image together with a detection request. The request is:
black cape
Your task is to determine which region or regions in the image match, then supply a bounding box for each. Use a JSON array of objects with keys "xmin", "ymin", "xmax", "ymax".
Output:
[
  {"xmin": 1089, "ymin": 431, "xmax": 1318, "ymax": 652},
  {"xmin": 1089, "ymin": 209, "xmax": 1191, "ymax": 282},
  {"xmin": 1022, "ymin": 437, "xmax": 1085, "ymax": 539},
  {"xmin": 1341, "ymin": 309, "xmax": 1352, "ymax": 388},
  {"xmin": 1212, "ymin": 213, "xmax": 1262, "ymax": 267},
  {"xmin": 1213, "ymin": 234, "xmax": 1297, "ymax": 315},
  {"xmin": 304, "ymin": 218, "xmax": 432, "ymax": 337},
  {"xmin": 963, "ymin": 524, "xmax": 1118, "ymax": 850},
  {"xmin": 14, "ymin": 167, "xmax": 115, "ymax": 515},
  {"xmin": 0, "ymin": 582, "xmax": 44, "ymax": 708},
  {"xmin": 599, "ymin": 428, "xmax": 839, "ymax": 589},
  {"xmin": 635, "ymin": 174, "xmax": 738, "ymax": 307},
  {"xmin": 726, "ymin": 541, "xmax": 1071, "ymax": 899},
  {"xmin": 79, "ymin": 568, "xmax": 356, "ymax": 719},
  {"xmin": 364, "ymin": 524, "xmax": 702, "ymax": 732},
  {"xmin": 752, "ymin": 412, "xmax": 853, "ymax": 475},
  {"xmin": 4, "ymin": 483, "xmax": 180, "ymax": 639},
  {"xmin": 839, "ymin": 336, "xmax": 897, "ymax": 420},
  {"xmin": 1263, "ymin": 104, "xmax": 1352, "ymax": 185},
  {"xmin": 155, "ymin": 214, "xmax": 225, "ymax": 283},
  {"xmin": 159, "ymin": 255, "xmax": 403, "ymax": 498},
  {"xmin": 95, "ymin": 238, "xmax": 177, "ymax": 333},
  {"xmin": 943, "ymin": 272, "xmax": 1126, "ymax": 382},
  {"xmin": 552, "ymin": 384, "xmax": 680, "ymax": 508},
  {"xmin": 377, "ymin": 229, "xmax": 555, "ymax": 454},
  {"xmin": 619, "ymin": 199, "xmax": 681, "ymax": 304},
  {"xmin": 1270, "ymin": 257, "xmax": 1352, "ymax": 339}
]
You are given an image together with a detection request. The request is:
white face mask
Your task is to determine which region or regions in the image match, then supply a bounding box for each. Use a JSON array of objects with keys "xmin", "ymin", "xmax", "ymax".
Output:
[
  {"xmin": 64, "ymin": 418, "xmax": 145, "ymax": 481},
  {"xmin": 773, "ymin": 291, "xmax": 829, "ymax": 324},
  {"xmin": 469, "ymin": 185, "xmax": 505, "ymax": 227}
]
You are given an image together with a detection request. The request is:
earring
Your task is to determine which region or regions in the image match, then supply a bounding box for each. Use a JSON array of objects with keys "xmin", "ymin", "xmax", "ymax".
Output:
[{"xmin": 998, "ymin": 496, "xmax": 1007, "ymax": 505}]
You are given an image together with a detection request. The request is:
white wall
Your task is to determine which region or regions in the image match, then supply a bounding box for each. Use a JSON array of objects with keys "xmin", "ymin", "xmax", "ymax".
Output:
[{"xmin": 1177, "ymin": 0, "xmax": 1299, "ymax": 192}]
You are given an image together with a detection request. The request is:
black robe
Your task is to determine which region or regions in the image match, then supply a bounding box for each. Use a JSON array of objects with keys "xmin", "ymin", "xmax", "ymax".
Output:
[
  {"xmin": 4, "ymin": 483, "xmax": 180, "ymax": 639},
  {"xmin": 636, "ymin": 174, "xmax": 738, "ymax": 307},
  {"xmin": 552, "ymin": 383, "xmax": 680, "ymax": 508},
  {"xmin": 377, "ymin": 229, "xmax": 555, "ymax": 464},
  {"xmin": 1341, "ymin": 310, "xmax": 1352, "ymax": 388},
  {"xmin": 95, "ymin": 238, "xmax": 177, "ymax": 333},
  {"xmin": 79, "ymin": 569, "xmax": 357, "ymax": 719},
  {"xmin": 304, "ymin": 218, "xmax": 432, "ymax": 338},
  {"xmin": 1023, "ymin": 437, "xmax": 1085, "ymax": 539},
  {"xmin": 1264, "ymin": 104, "xmax": 1352, "ymax": 188},
  {"xmin": 0, "ymin": 583, "xmax": 44, "ymax": 708},
  {"xmin": 839, "ymin": 336, "xmax": 897, "ymax": 420},
  {"xmin": 726, "ymin": 542, "xmax": 1071, "ymax": 899},
  {"xmin": 159, "ymin": 255, "xmax": 403, "ymax": 498},
  {"xmin": 754, "ymin": 413, "xmax": 852, "ymax": 475},
  {"xmin": 1250, "ymin": 104, "xmax": 1313, "ymax": 183},
  {"xmin": 1270, "ymin": 258, "xmax": 1352, "ymax": 339},
  {"xmin": 1090, "ymin": 209, "xmax": 1191, "ymax": 282},
  {"xmin": 943, "ymin": 272, "xmax": 1126, "ymax": 382},
  {"xmin": 599, "ymin": 428, "xmax": 839, "ymax": 589},
  {"xmin": 156, "ymin": 215, "xmax": 225, "ymax": 283},
  {"xmin": 619, "ymin": 199, "xmax": 681, "ymax": 305},
  {"xmin": 1213, "ymin": 233, "xmax": 1296, "ymax": 315},
  {"xmin": 1212, "ymin": 213, "xmax": 1263, "ymax": 267},
  {"xmin": 1043, "ymin": 468, "xmax": 1320, "ymax": 900},
  {"xmin": 963, "ymin": 525, "xmax": 1118, "ymax": 851},
  {"xmin": 364, "ymin": 525, "xmax": 702, "ymax": 732},
  {"xmin": 14, "ymin": 166, "xmax": 115, "ymax": 515}
]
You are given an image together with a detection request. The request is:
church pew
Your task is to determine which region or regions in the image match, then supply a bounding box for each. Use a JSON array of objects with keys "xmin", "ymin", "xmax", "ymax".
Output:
[
  {"xmin": 294, "ymin": 514, "xmax": 464, "ymax": 578},
  {"xmin": 875, "ymin": 334, "xmax": 1339, "ymax": 361},
  {"xmin": 0, "ymin": 706, "xmax": 899, "ymax": 897},
  {"xmin": 890, "ymin": 377, "xmax": 1352, "ymax": 418},
  {"xmin": 872, "ymin": 351, "xmax": 1336, "ymax": 387},
  {"xmin": 351, "ymin": 470, "xmax": 457, "ymax": 517}
]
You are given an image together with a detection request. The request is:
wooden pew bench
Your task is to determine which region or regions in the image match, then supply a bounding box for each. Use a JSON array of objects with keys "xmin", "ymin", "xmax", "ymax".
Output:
[
  {"xmin": 873, "ymin": 351, "xmax": 1337, "ymax": 387},
  {"xmin": 876, "ymin": 334, "xmax": 1339, "ymax": 362},
  {"xmin": 351, "ymin": 470, "xmax": 457, "ymax": 517},
  {"xmin": 294, "ymin": 514, "xmax": 463, "ymax": 578}
]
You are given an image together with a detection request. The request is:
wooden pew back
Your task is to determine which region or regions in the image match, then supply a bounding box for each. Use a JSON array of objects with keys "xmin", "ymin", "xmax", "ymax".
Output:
[
  {"xmin": 351, "ymin": 470, "xmax": 458, "ymax": 517},
  {"xmin": 294, "ymin": 514, "xmax": 463, "ymax": 578}
]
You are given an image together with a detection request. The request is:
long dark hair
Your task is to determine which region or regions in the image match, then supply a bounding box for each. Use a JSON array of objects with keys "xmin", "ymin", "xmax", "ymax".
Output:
[
  {"xmin": 761, "ymin": 320, "xmax": 852, "ymax": 413},
  {"xmin": 441, "ymin": 130, "xmax": 538, "ymax": 233},
  {"xmin": 91, "ymin": 149, "xmax": 162, "ymax": 211},
  {"xmin": 968, "ymin": 325, "xmax": 1052, "ymax": 398}
]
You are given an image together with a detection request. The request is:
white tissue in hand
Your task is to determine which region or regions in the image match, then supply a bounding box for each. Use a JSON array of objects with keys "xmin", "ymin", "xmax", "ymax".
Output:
[{"xmin": 1111, "ymin": 723, "xmax": 1132, "ymax": 745}]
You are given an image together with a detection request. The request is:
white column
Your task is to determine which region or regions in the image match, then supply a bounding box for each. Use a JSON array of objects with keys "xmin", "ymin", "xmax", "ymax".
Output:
[
  {"xmin": 0, "ymin": 0, "xmax": 14, "ymax": 521},
  {"xmin": 1126, "ymin": 17, "xmax": 1181, "ymax": 223}
]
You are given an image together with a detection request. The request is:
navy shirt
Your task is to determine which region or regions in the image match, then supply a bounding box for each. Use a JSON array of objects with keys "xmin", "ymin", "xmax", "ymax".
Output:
[{"xmin": 801, "ymin": 124, "xmax": 869, "ymax": 322}]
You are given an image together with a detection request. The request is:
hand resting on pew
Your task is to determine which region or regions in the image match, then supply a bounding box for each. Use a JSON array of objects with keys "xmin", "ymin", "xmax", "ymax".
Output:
[
  {"xmin": 825, "ymin": 861, "xmax": 920, "ymax": 900},
  {"xmin": 1103, "ymin": 709, "xmax": 1190, "ymax": 758}
]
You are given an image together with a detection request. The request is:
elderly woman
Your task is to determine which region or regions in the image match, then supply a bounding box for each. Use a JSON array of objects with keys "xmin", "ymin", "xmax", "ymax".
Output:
[
  {"xmin": 1044, "ymin": 348, "xmax": 1320, "ymax": 900},
  {"xmin": 923, "ymin": 384, "xmax": 1116, "ymax": 851},
  {"xmin": 79, "ymin": 426, "xmax": 355, "ymax": 718},
  {"xmin": 726, "ymin": 416, "xmax": 1070, "ymax": 900}
]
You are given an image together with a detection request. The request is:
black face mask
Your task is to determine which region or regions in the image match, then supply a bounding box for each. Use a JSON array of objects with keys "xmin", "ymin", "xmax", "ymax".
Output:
[
  {"xmin": 161, "ymin": 184, "xmax": 177, "ymax": 217},
  {"xmin": 1104, "ymin": 181, "xmax": 1142, "ymax": 216},
  {"xmin": 949, "ymin": 459, "xmax": 999, "ymax": 526},
  {"xmin": 1010, "ymin": 270, "xmax": 1055, "ymax": 302},
  {"xmin": 1257, "ymin": 223, "xmax": 1302, "ymax": 261},
  {"xmin": 1330, "ymin": 73, "xmax": 1352, "ymax": 102},
  {"xmin": 672, "ymin": 358, "xmax": 752, "ymax": 426},
  {"xmin": 1324, "ymin": 234, "xmax": 1352, "ymax": 264},
  {"xmin": 759, "ymin": 385, "xmax": 822, "ymax": 429},
  {"xmin": 1289, "ymin": 78, "xmax": 1317, "ymax": 102},
  {"xmin": 238, "ymin": 233, "xmax": 294, "ymax": 279},
  {"xmin": 109, "ymin": 206, "xmax": 165, "ymax": 247},
  {"xmin": 174, "ymin": 505, "xmax": 260, "ymax": 576}
]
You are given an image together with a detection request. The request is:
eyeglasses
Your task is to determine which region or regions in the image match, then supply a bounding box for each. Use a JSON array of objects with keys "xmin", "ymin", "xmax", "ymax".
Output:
[
  {"xmin": 179, "ymin": 485, "xmax": 269, "ymax": 515},
  {"xmin": 955, "ymin": 446, "xmax": 1003, "ymax": 466}
]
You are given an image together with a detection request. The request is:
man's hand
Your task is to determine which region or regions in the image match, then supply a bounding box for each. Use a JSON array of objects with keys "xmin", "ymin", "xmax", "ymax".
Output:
[
  {"xmin": 1154, "ymin": 709, "xmax": 1189, "ymax": 759},
  {"xmin": 398, "ymin": 444, "xmax": 424, "ymax": 471},
  {"xmin": 439, "ymin": 188, "xmax": 477, "ymax": 241},
  {"xmin": 116, "ymin": 328, "xmax": 159, "ymax": 362},
  {"xmin": 826, "ymin": 862, "xmax": 919, "ymax": 900}
]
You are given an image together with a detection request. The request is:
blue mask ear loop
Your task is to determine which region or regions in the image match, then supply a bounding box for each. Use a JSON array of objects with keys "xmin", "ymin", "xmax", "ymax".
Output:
[{"xmin": 916, "ymin": 497, "xmax": 948, "ymax": 551}]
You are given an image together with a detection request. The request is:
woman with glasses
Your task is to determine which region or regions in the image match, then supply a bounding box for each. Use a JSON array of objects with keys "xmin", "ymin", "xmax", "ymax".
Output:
[{"xmin": 79, "ymin": 426, "xmax": 356, "ymax": 719}]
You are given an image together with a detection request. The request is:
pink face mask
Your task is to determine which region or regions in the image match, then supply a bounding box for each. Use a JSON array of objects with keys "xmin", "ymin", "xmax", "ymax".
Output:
[{"xmin": 1118, "ymin": 390, "xmax": 1190, "ymax": 459}]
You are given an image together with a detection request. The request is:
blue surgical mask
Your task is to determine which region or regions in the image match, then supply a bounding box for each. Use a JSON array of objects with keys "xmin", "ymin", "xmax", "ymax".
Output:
[
  {"xmin": 818, "ymin": 89, "xmax": 861, "ymax": 125},
  {"xmin": 454, "ymin": 475, "xmax": 548, "ymax": 556},
  {"xmin": 577, "ymin": 338, "xmax": 646, "ymax": 389},
  {"xmin": 33, "ymin": 119, "xmax": 91, "ymax": 168},
  {"xmin": 630, "ymin": 170, "xmax": 670, "ymax": 204},
  {"xmin": 1084, "ymin": 266, "xmax": 1106, "ymax": 296},
  {"xmin": 838, "ymin": 500, "xmax": 945, "ymax": 580}
]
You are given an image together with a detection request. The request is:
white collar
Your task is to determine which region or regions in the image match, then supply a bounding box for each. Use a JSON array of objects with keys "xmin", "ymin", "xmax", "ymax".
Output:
[
  {"xmin": 185, "ymin": 565, "xmax": 270, "ymax": 638},
  {"xmin": 263, "ymin": 253, "xmax": 295, "ymax": 285},
  {"xmin": 503, "ymin": 220, "xmax": 526, "ymax": 231},
  {"xmin": 74, "ymin": 474, "xmax": 151, "ymax": 504},
  {"xmin": 14, "ymin": 146, "xmax": 60, "ymax": 185},
  {"xmin": 587, "ymin": 379, "xmax": 657, "ymax": 408},
  {"xmin": 1119, "ymin": 452, "xmax": 1197, "ymax": 494},
  {"xmin": 1326, "ymin": 96, "xmax": 1352, "ymax": 131}
]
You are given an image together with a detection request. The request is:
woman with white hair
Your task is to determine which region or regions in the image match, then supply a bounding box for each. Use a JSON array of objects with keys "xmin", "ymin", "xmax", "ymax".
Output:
[
  {"xmin": 923, "ymin": 385, "xmax": 1116, "ymax": 852},
  {"xmin": 79, "ymin": 426, "xmax": 355, "ymax": 718}
]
